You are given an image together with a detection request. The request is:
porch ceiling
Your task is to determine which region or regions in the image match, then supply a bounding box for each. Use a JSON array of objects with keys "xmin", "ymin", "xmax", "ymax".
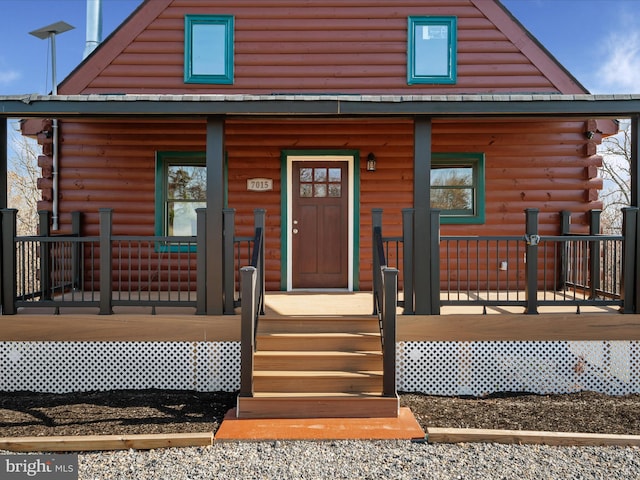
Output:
[{"xmin": 1, "ymin": 93, "xmax": 639, "ymax": 118}]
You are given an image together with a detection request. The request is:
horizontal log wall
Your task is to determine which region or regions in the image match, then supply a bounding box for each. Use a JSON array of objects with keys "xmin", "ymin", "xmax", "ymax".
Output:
[
  {"xmin": 41, "ymin": 117, "xmax": 598, "ymax": 291},
  {"xmin": 67, "ymin": 0, "xmax": 568, "ymax": 95}
]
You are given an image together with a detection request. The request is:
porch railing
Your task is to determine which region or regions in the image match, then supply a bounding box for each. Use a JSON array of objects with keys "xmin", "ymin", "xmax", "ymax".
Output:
[
  {"xmin": 372, "ymin": 208, "xmax": 414, "ymax": 315},
  {"xmin": 1, "ymin": 207, "xmax": 265, "ymax": 315},
  {"xmin": 373, "ymin": 207, "xmax": 640, "ymax": 314}
]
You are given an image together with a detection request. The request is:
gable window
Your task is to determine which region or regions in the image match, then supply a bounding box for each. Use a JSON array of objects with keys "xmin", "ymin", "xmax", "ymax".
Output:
[
  {"xmin": 408, "ymin": 16, "xmax": 457, "ymax": 85},
  {"xmin": 184, "ymin": 15, "xmax": 234, "ymax": 84},
  {"xmin": 431, "ymin": 153, "xmax": 485, "ymax": 224},
  {"xmin": 155, "ymin": 152, "xmax": 206, "ymax": 247}
]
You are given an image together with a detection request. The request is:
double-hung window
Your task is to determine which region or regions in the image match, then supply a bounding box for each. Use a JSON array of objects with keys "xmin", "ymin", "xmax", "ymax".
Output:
[
  {"xmin": 431, "ymin": 153, "xmax": 485, "ymax": 224},
  {"xmin": 155, "ymin": 152, "xmax": 206, "ymax": 246},
  {"xmin": 184, "ymin": 15, "xmax": 234, "ymax": 84},
  {"xmin": 408, "ymin": 16, "xmax": 457, "ymax": 84}
]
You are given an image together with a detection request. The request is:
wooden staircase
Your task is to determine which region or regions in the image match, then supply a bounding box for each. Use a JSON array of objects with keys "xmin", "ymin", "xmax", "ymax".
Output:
[{"xmin": 236, "ymin": 315, "xmax": 399, "ymax": 419}]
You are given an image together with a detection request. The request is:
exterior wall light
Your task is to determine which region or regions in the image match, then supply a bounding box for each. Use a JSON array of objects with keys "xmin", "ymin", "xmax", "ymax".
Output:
[{"xmin": 366, "ymin": 152, "xmax": 377, "ymax": 171}]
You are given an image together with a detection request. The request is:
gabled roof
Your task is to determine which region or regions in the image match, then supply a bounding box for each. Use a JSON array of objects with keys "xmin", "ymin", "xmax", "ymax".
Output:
[{"xmin": 59, "ymin": 0, "xmax": 588, "ymax": 96}]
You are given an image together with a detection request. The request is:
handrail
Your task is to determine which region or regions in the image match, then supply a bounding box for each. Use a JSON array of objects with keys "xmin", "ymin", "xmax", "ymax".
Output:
[
  {"xmin": 238, "ymin": 224, "xmax": 264, "ymax": 398},
  {"xmin": 372, "ymin": 225, "xmax": 386, "ymax": 316},
  {"xmin": 372, "ymin": 224, "xmax": 397, "ymax": 398}
]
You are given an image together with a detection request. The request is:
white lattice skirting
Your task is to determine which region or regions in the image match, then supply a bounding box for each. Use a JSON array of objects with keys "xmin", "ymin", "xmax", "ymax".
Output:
[{"xmin": 1, "ymin": 341, "xmax": 639, "ymax": 396}]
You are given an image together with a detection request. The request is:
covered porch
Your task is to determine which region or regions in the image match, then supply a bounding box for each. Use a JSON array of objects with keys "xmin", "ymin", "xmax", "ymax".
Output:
[{"xmin": 1, "ymin": 93, "xmax": 640, "ymax": 416}]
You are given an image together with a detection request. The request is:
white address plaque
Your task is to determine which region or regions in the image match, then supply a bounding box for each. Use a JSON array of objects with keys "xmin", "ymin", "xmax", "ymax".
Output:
[{"xmin": 247, "ymin": 178, "xmax": 273, "ymax": 192}]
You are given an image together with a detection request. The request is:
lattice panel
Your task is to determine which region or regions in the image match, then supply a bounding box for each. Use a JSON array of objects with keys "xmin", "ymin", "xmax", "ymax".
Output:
[
  {"xmin": 0, "ymin": 342, "xmax": 240, "ymax": 393},
  {"xmin": 2, "ymin": 341, "xmax": 639, "ymax": 396},
  {"xmin": 398, "ymin": 341, "xmax": 640, "ymax": 397}
]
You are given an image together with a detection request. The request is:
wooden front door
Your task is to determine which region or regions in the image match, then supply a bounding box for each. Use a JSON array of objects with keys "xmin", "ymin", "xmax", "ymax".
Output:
[{"xmin": 292, "ymin": 161, "xmax": 349, "ymax": 288}]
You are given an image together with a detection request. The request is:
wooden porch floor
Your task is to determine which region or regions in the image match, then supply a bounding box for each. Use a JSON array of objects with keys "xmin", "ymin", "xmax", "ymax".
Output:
[{"xmin": 2, "ymin": 291, "xmax": 639, "ymax": 343}]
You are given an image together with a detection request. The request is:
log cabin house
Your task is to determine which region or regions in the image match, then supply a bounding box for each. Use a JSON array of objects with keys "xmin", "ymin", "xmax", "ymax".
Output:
[{"xmin": 1, "ymin": 0, "xmax": 640, "ymax": 415}]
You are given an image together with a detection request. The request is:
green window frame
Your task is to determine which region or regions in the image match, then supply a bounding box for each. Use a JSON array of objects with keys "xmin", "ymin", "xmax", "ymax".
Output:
[
  {"xmin": 407, "ymin": 16, "xmax": 457, "ymax": 85},
  {"xmin": 184, "ymin": 15, "xmax": 234, "ymax": 84},
  {"xmin": 431, "ymin": 153, "xmax": 485, "ymax": 224},
  {"xmin": 155, "ymin": 152, "xmax": 207, "ymax": 251}
]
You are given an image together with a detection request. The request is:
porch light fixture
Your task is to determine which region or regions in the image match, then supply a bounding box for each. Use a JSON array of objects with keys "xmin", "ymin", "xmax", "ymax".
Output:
[{"xmin": 366, "ymin": 152, "xmax": 377, "ymax": 171}]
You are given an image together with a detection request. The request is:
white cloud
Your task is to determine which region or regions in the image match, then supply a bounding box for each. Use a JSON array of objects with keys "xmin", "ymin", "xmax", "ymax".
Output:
[
  {"xmin": 0, "ymin": 69, "xmax": 20, "ymax": 86},
  {"xmin": 593, "ymin": 30, "xmax": 640, "ymax": 94}
]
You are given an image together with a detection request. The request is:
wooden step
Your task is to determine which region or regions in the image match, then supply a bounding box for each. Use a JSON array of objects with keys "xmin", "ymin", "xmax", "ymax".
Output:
[
  {"xmin": 254, "ymin": 350, "xmax": 383, "ymax": 371},
  {"xmin": 257, "ymin": 316, "xmax": 379, "ymax": 334},
  {"xmin": 253, "ymin": 370, "xmax": 383, "ymax": 393},
  {"xmin": 236, "ymin": 393, "xmax": 399, "ymax": 419},
  {"xmin": 256, "ymin": 332, "xmax": 381, "ymax": 351}
]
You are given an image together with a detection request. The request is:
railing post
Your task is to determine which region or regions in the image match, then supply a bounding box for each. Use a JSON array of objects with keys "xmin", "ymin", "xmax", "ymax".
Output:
[
  {"xmin": 401, "ymin": 208, "xmax": 414, "ymax": 315},
  {"xmin": 1, "ymin": 209, "xmax": 17, "ymax": 314},
  {"xmin": 239, "ymin": 266, "xmax": 257, "ymax": 397},
  {"xmin": 99, "ymin": 208, "xmax": 113, "ymax": 315},
  {"xmin": 196, "ymin": 208, "xmax": 206, "ymax": 315},
  {"xmin": 430, "ymin": 209, "xmax": 441, "ymax": 315},
  {"xmin": 621, "ymin": 208, "xmax": 637, "ymax": 313},
  {"xmin": 223, "ymin": 208, "xmax": 236, "ymax": 315},
  {"xmin": 382, "ymin": 267, "xmax": 397, "ymax": 398},
  {"xmin": 524, "ymin": 208, "xmax": 539, "ymax": 314},
  {"xmin": 70, "ymin": 211, "xmax": 82, "ymax": 291},
  {"xmin": 254, "ymin": 208, "xmax": 266, "ymax": 315},
  {"xmin": 558, "ymin": 210, "xmax": 571, "ymax": 289},
  {"xmin": 372, "ymin": 208, "xmax": 383, "ymax": 314},
  {"xmin": 588, "ymin": 209, "xmax": 602, "ymax": 299},
  {"xmin": 38, "ymin": 210, "xmax": 52, "ymax": 301}
]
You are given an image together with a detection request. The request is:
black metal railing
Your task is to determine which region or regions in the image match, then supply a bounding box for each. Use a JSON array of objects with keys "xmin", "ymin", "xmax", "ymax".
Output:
[
  {"xmin": 372, "ymin": 208, "xmax": 414, "ymax": 315},
  {"xmin": 1, "ymin": 207, "xmax": 266, "ymax": 315},
  {"xmin": 223, "ymin": 208, "xmax": 266, "ymax": 314},
  {"xmin": 239, "ymin": 221, "xmax": 265, "ymax": 398},
  {"xmin": 372, "ymin": 219, "xmax": 398, "ymax": 398},
  {"xmin": 373, "ymin": 206, "xmax": 640, "ymax": 315}
]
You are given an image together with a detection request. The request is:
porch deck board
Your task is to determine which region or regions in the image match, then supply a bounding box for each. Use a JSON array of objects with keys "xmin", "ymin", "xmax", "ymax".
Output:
[{"xmin": 2, "ymin": 292, "xmax": 638, "ymax": 342}]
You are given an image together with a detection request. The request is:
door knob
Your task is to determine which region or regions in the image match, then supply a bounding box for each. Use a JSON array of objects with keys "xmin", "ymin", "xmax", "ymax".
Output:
[{"xmin": 293, "ymin": 228, "xmax": 299, "ymax": 234}]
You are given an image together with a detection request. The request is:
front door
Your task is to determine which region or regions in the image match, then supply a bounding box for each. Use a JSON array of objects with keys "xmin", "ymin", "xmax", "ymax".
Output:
[{"xmin": 292, "ymin": 161, "xmax": 349, "ymax": 288}]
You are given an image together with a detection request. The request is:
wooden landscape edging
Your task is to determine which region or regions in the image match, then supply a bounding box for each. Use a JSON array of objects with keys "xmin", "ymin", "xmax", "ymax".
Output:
[
  {"xmin": 0, "ymin": 432, "xmax": 213, "ymax": 452},
  {"xmin": 426, "ymin": 427, "xmax": 640, "ymax": 447},
  {"xmin": 3, "ymin": 428, "xmax": 640, "ymax": 451}
]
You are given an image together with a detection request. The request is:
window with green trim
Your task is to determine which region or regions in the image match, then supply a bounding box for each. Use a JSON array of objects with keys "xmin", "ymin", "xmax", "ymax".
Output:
[
  {"xmin": 155, "ymin": 153, "xmax": 206, "ymax": 243},
  {"xmin": 431, "ymin": 153, "xmax": 485, "ymax": 224},
  {"xmin": 184, "ymin": 15, "xmax": 234, "ymax": 84},
  {"xmin": 408, "ymin": 16, "xmax": 457, "ymax": 85}
]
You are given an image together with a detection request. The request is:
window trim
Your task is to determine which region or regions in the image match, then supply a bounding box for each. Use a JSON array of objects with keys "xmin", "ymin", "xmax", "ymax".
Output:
[
  {"xmin": 431, "ymin": 153, "xmax": 485, "ymax": 224},
  {"xmin": 184, "ymin": 15, "xmax": 234, "ymax": 84},
  {"xmin": 407, "ymin": 16, "xmax": 457, "ymax": 85},
  {"xmin": 155, "ymin": 152, "xmax": 207, "ymax": 252}
]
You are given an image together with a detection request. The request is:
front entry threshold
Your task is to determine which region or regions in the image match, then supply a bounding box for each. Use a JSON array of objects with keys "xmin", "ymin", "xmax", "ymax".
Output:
[{"xmin": 215, "ymin": 407, "xmax": 424, "ymax": 441}]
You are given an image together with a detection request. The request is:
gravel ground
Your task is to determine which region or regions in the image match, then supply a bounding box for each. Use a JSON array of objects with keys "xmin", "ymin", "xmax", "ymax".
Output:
[{"xmin": 3, "ymin": 441, "xmax": 637, "ymax": 480}]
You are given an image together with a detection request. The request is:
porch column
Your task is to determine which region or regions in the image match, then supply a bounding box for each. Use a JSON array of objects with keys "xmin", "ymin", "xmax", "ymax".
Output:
[
  {"xmin": 0, "ymin": 120, "xmax": 6, "ymax": 312},
  {"xmin": 632, "ymin": 116, "xmax": 640, "ymax": 311},
  {"xmin": 632, "ymin": 115, "xmax": 639, "ymax": 207},
  {"xmin": 0, "ymin": 119, "xmax": 6, "ymax": 209},
  {"xmin": 206, "ymin": 117, "xmax": 225, "ymax": 315},
  {"xmin": 413, "ymin": 116, "xmax": 433, "ymax": 314}
]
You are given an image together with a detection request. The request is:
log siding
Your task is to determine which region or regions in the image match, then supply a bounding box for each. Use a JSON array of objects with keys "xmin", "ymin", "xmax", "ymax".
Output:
[{"xmin": 47, "ymin": 117, "xmax": 598, "ymax": 291}]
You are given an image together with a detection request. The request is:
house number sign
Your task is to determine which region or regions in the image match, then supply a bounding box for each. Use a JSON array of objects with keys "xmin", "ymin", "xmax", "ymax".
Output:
[{"xmin": 247, "ymin": 178, "xmax": 273, "ymax": 192}]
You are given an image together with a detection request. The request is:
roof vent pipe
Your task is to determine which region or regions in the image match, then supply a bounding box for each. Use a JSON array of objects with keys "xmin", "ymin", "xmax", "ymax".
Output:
[{"xmin": 83, "ymin": 0, "xmax": 102, "ymax": 58}]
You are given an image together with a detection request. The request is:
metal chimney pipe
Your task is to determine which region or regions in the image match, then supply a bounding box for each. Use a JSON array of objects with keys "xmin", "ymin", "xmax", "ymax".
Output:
[{"xmin": 83, "ymin": 0, "xmax": 103, "ymax": 58}]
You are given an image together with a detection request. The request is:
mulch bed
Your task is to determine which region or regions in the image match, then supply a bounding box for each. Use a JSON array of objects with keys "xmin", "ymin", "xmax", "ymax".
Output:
[{"xmin": 1, "ymin": 390, "xmax": 639, "ymax": 438}]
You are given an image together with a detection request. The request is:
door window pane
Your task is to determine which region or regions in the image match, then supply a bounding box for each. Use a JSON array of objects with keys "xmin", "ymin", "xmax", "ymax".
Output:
[
  {"xmin": 314, "ymin": 184, "xmax": 327, "ymax": 197},
  {"xmin": 314, "ymin": 168, "xmax": 327, "ymax": 182}
]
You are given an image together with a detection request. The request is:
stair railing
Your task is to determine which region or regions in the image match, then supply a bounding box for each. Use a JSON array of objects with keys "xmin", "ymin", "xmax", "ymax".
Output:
[
  {"xmin": 239, "ymin": 225, "xmax": 264, "ymax": 398},
  {"xmin": 373, "ymin": 224, "xmax": 398, "ymax": 398}
]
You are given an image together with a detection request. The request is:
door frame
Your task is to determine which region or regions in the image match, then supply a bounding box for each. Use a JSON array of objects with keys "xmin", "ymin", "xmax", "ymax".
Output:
[{"xmin": 281, "ymin": 150, "xmax": 360, "ymax": 291}]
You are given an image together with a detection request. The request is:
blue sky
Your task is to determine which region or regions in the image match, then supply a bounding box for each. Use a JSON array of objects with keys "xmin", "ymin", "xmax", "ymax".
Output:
[{"xmin": 0, "ymin": 0, "xmax": 639, "ymax": 95}]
